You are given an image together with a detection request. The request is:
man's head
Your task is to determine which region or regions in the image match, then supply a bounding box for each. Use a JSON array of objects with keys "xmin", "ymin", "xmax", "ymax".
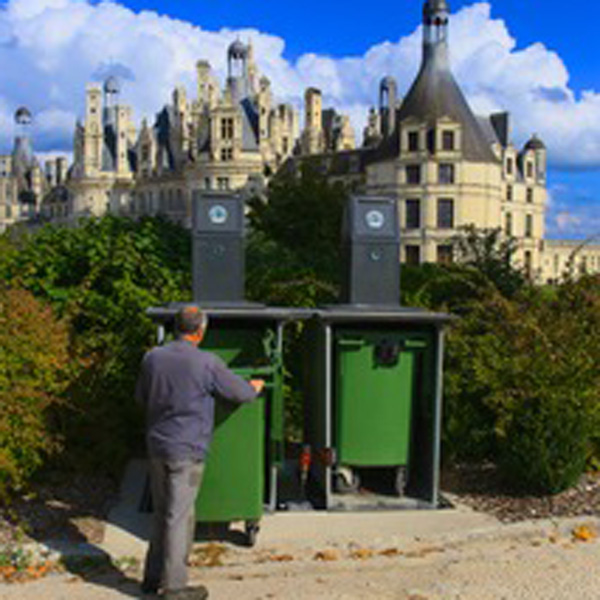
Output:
[{"xmin": 175, "ymin": 305, "xmax": 208, "ymax": 344}]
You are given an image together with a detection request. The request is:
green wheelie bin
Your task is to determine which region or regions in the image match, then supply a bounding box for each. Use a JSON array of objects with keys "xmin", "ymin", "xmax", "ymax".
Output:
[
  {"xmin": 304, "ymin": 308, "xmax": 450, "ymax": 510},
  {"xmin": 147, "ymin": 305, "xmax": 298, "ymax": 546}
]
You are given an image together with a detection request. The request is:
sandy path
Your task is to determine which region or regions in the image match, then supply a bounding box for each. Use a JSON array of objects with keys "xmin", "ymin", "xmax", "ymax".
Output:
[{"xmin": 1, "ymin": 527, "xmax": 599, "ymax": 600}]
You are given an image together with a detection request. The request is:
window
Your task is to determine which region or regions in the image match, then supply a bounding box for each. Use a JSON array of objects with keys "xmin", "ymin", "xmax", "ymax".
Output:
[
  {"xmin": 525, "ymin": 214, "xmax": 533, "ymax": 238},
  {"xmin": 437, "ymin": 198, "xmax": 454, "ymax": 229},
  {"xmin": 505, "ymin": 212, "xmax": 513, "ymax": 236},
  {"xmin": 506, "ymin": 185, "xmax": 513, "ymax": 202},
  {"xmin": 5, "ymin": 204, "xmax": 11, "ymax": 219},
  {"xmin": 405, "ymin": 164, "xmax": 421, "ymax": 185},
  {"xmin": 221, "ymin": 117, "xmax": 234, "ymax": 140},
  {"xmin": 405, "ymin": 199, "xmax": 421, "ymax": 229},
  {"xmin": 408, "ymin": 131, "xmax": 419, "ymax": 152},
  {"xmin": 217, "ymin": 177, "xmax": 230, "ymax": 190},
  {"xmin": 526, "ymin": 161, "xmax": 533, "ymax": 178},
  {"xmin": 506, "ymin": 157, "xmax": 513, "ymax": 175},
  {"xmin": 442, "ymin": 130, "xmax": 455, "ymax": 151},
  {"xmin": 524, "ymin": 250, "xmax": 532, "ymax": 279},
  {"xmin": 221, "ymin": 147, "xmax": 233, "ymax": 161},
  {"xmin": 526, "ymin": 187, "xmax": 533, "ymax": 203},
  {"xmin": 282, "ymin": 137, "xmax": 289, "ymax": 154},
  {"xmin": 437, "ymin": 245, "xmax": 453, "ymax": 264},
  {"xmin": 204, "ymin": 177, "xmax": 211, "ymax": 190},
  {"xmin": 405, "ymin": 245, "xmax": 421, "ymax": 266},
  {"xmin": 438, "ymin": 163, "xmax": 455, "ymax": 184}
]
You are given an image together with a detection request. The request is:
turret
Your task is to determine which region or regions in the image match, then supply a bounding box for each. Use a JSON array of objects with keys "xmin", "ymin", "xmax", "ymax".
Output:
[{"xmin": 422, "ymin": 0, "xmax": 449, "ymax": 60}]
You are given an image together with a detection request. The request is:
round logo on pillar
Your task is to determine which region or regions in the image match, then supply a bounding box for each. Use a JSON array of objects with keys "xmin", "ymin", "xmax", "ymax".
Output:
[
  {"xmin": 365, "ymin": 209, "xmax": 385, "ymax": 230},
  {"xmin": 208, "ymin": 204, "xmax": 228, "ymax": 225}
]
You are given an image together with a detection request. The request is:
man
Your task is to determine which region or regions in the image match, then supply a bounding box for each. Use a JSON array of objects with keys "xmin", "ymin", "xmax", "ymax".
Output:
[{"xmin": 136, "ymin": 305, "xmax": 264, "ymax": 600}]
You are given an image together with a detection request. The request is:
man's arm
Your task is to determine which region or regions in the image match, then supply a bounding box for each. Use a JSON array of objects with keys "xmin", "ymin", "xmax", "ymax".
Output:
[{"xmin": 210, "ymin": 356, "xmax": 262, "ymax": 403}]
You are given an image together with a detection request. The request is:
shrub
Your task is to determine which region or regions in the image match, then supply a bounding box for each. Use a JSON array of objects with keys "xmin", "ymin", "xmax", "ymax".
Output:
[
  {"xmin": 0, "ymin": 216, "xmax": 192, "ymax": 476},
  {"xmin": 0, "ymin": 287, "xmax": 71, "ymax": 498},
  {"xmin": 500, "ymin": 394, "xmax": 588, "ymax": 494},
  {"xmin": 442, "ymin": 276, "xmax": 599, "ymax": 493}
]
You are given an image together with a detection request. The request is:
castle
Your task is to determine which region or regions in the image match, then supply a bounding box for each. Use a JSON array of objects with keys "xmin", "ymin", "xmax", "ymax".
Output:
[{"xmin": 0, "ymin": 0, "xmax": 598, "ymax": 283}]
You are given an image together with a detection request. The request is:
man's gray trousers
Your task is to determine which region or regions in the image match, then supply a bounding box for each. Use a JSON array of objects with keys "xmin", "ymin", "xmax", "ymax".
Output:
[{"xmin": 143, "ymin": 458, "xmax": 205, "ymax": 591}]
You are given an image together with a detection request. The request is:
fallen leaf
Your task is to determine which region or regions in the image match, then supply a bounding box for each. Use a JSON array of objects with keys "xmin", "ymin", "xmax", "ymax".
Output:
[
  {"xmin": 267, "ymin": 554, "xmax": 294, "ymax": 562},
  {"xmin": 572, "ymin": 525, "xmax": 598, "ymax": 543},
  {"xmin": 313, "ymin": 549, "xmax": 339, "ymax": 561},
  {"xmin": 379, "ymin": 547, "xmax": 402, "ymax": 557},
  {"xmin": 189, "ymin": 543, "xmax": 228, "ymax": 567},
  {"xmin": 349, "ymin": 548, "xmax": 374, "ymax": 560}
]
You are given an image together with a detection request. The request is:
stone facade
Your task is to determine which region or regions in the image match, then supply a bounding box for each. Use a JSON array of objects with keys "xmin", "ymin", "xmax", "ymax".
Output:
[
  {"xmin": 0, "ymin": 107, "xmax": 63, "ymax": 232},
  {"xmin": 67, "ymin": 40, "xmax": 298, "ymax": 227}
]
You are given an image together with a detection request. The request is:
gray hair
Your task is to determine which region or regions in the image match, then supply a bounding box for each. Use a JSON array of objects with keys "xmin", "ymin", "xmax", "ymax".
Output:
[{"xmin": 174, "ymin": 305, "xmax": 208, "ymax": 336}]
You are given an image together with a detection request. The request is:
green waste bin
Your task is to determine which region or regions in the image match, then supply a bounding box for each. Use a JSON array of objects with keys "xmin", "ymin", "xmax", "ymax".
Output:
[
  {"xmin": 305, "ymin": 308, "xmax": 450, "ymax": 510},
  {"xmin": 147, "ymin": 305, "xmax": 302, "ymax": 545}
]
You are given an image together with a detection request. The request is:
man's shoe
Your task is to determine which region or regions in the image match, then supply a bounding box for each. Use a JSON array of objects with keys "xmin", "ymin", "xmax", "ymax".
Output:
[
  {"xmin": 162, "ymin": 585, "xmax": 209, "ymax": 600},
  {"xmin": 141, "ymin": 579, "xmax": 160, "ymax": 595}
]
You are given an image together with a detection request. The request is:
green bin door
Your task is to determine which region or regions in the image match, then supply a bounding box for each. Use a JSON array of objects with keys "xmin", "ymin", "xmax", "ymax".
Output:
[
  {"xmin": 195, "ymin": 397, "xmax": 264, "ymax": 522},
  {"xmin": 194, "ymin": 326, "xmax": 267, "ymax": 523},
  {"xmin": 335, "ymin": 331, "xmax": 418, "ymax": 467}
]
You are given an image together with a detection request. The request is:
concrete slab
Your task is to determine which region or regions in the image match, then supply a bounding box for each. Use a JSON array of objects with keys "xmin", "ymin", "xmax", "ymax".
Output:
[{"xmin": 99, "ymin": 459, "xmax": 499, "ymax": 559}]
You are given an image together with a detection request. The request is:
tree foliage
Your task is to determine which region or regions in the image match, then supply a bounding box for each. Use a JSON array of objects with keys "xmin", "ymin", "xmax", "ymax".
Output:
[
  {"xmin": 0, "ymin": 215, "xmax": 192, "ymax": 478},
  {"xmin": 0, "ymin": 288, "xmax": 71, "ymax": 499},
  {"xmin": 247, "ymin": 163, "xmax": 347, "ymax": 306}
]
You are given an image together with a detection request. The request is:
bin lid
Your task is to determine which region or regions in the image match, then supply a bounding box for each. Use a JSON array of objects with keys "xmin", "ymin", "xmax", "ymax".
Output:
[
  {"xmin": 315, "ymin": 305, "xmax": 453, "ymax": 325},
  {"xmin": 147, "ymin": 302, "xmax": 314, "ymax": 323}
]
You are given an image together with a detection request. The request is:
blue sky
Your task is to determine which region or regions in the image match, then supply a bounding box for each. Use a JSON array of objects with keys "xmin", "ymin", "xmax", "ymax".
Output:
[
  {"xmin": 0, "ymin": 0, "xmax": 598, "ymax": 239},
  {"xmin": 114, "ymin": 0, "xmax": 600, "ymax": 91}
]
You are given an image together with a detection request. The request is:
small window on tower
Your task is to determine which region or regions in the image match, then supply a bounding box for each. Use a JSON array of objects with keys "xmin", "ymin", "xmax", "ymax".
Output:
[
  {"xmin": 405, "ymin": 245, "xmax": 421, "ymax": 265},
  {"xmin": 406, "ymin": 164, "xmax": 421, "ymax": 184},
  {"xmin": 527, "ymin": 161, "xmax": 533, "ymax": 178},
  {"xmin": 525, "ymin": 214, "xmax": 533, "ymax": 238},
  {"xmin": 437, "ymin": 198, "xmax": 454, "ymax": 229},
  {"xmin": 438, "ymin": 163, "xmax": 455, "ymax": 184},
  {"xmin": 405, "ymin": 199, "xmax": 421, "ymax": 229},
  {"xmin": 526, "ymin": 188, "xmax": 533, "ymax": 203}
]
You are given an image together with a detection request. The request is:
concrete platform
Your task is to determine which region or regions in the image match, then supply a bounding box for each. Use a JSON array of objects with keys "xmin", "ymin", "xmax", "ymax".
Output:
[{"xmin": 99, "ymin": 459, "xmax": 500, "ymax": 559}]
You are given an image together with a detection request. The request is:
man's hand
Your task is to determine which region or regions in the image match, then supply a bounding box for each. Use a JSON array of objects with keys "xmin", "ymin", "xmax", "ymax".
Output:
[{"xmin": 249, "ymin": 379, "xmax": 265, "ymax": 394}]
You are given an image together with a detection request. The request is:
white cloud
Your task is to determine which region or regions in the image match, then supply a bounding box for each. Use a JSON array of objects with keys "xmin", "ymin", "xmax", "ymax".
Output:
[{"xmin": 0, "ymin": 0, "xmax": 600, "ymax": 173}]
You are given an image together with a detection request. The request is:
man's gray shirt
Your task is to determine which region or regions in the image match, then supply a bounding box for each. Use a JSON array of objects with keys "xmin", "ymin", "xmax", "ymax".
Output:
[{"xmin": 136, "ymin": 339, "xmax": 257, "ymax": 461}]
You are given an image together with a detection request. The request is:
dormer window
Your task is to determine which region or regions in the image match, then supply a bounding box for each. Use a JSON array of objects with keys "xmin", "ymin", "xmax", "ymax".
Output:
[
  {"xmin": 526, "ymin": 161, "xmax": 533, "ymax": 178},
  {"xmin": 442, "ymin": 130, "xmax": 455, "ymax": 151},
  {"xmin": 221, "ymin": 117, "xmax": 234, "ymax": 140},
  {"xmin": 408, "ymin": 131, "xmax": 419, "ymax": 152},
  {"xmin": 506, "ymin": 157, "xmax": 513, "ymax": 175}
]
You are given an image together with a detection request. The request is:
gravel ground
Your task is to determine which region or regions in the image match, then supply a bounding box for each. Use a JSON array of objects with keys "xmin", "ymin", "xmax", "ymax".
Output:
[
  {"xmin": 0, "ymin": 523, "xmax": 599, "ymax": 599},
  {"xmin": 441, "ymin": 464, "xmax": 600, "ymax": 523},
  {"xmin": 2, "ymin": 465, "xmax": 600, "ymax": 598},
  {"xmin": 0, "ymin": 473, "xmax": 118, "ymax": 546}
]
